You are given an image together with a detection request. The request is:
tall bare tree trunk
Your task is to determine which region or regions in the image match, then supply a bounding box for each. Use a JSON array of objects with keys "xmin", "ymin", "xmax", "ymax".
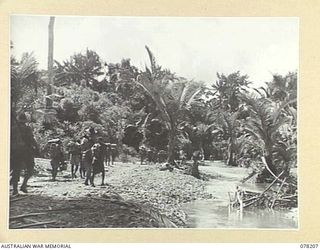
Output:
[{"xmin": 46, "ymin": 16, "xmax": 55, "ymax": 108}]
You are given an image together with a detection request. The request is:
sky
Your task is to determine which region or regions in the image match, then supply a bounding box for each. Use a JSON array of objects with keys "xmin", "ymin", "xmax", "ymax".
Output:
[{"xmin": 11, "ymin": 16, "xmax": 299, "ymax": 87}]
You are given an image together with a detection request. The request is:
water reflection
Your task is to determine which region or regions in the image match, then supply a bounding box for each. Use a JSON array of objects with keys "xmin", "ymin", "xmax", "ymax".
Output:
[{"xmin": 182, "ymin": 161, "xmax": 298, "ymax": 229}]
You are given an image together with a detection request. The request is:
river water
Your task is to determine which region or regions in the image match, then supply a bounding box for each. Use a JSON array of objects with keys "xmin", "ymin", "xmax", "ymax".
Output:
[{"xmin": 182, "ymin": 161, "xmax": 298, "ymax": 229}]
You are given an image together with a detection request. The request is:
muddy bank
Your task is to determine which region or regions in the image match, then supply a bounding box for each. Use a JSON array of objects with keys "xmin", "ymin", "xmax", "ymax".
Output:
[{"xmin": 10, "ymin": 158, "xmax": 214, "ymax": 228}]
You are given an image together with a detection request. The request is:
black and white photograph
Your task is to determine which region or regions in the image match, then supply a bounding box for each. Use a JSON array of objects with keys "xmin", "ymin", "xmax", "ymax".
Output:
[{"xmin": 9, "ymin": 16, "xmax": 298, "ymax": 229}]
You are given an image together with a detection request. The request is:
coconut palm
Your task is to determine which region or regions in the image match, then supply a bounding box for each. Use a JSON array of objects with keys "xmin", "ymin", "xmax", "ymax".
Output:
[
  {"xmin": 211, "ymin": 71, "xmax": 251, "ymax": 112},
  {"xmin": 11, "ymin": 53, "xmax": 40, "ymax": 113},
  {"xmin": 241, "ymin": 94, "xmax": 295, "ymax": 179},
  {"xmin": 254, "ymin": 72, "xmax": 297, "ymax": 107},
  {"xmin": 214, "ymin": 111, "xmax": 242, "ymax": 166},
  {"xmin": 180, "ymin": 122, "xmax": 216, "ymax": 161},
  {"xmin": 136, "ymin": 46, "xmax": 202, "ymax": 164},
  {"xmin": 54, "ymin": 49, "xmax": 103, "ymax": 87},
  {"xmin": 267, "ymin": 72, "xmax": 297, "ymax": 102}
]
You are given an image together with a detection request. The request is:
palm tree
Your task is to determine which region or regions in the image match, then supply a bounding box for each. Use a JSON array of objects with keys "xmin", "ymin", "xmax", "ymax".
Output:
[
  {"xmin": 136, "ymin": 46, "xmax": 202, "ymax": 164},
  {"xmin": 211, "ymin": 71, "xmax": 250, "ymax": 112},
  {"xmin": 267, "ymin": 72, "xmax": 297, "ymax": 102},
  {"xmin": 11, "ymin": 53, "xmax": 40, "ymax": 113},
  {"xmin": 54, "ymin": 49, "xmax": 103, "ymax": 87},
  {"xmin": 207, "ymin": 71, "xmax": 251, "ymax": 165},
  {"xmin": 219, "ymin": 111, "xmax": 240, "ymax": 166},
  {"xmin": 241, "ymin": 94, "xmax": 294, "ymax": 178},
  {"xmin": 180, "ymin": 122, "xmax": 215, "ymax": 161}
]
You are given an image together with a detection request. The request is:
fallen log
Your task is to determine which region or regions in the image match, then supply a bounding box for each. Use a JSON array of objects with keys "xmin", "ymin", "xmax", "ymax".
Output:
[
  {"xmin": 10, "ymin": 212, "xmax": 47, "ymax": 220},
  {"xmin": 243, "ymin": 190, "xmax": 260, "ymax": 196},
  {"xmin": 146, "ymin": 207, "xmax": 178, "ymax": 228},
  {"xmin": 241, "ymin": 171, "xmax": 258, "ymax": 183},
  {"xmin": 276, "ymin": 198, "xmax": 292, "ymax": 202},
  {"xmin": 271, "ymin": 177, "xmax": 287, "ymax": 209},
  {"xmin": 243, "ymin": 171, "xmax": 284, "ymax": 208},
  {"xmin": 39, "ymin": 206, "xmax": 91, "ymax": 212},
  {"xmin": 11, "ymin": 220, "xmax": 56, "ymax": 229},
  {"xmin": 243, "ymin": 195, "xmax": 259, "ymax": 203},
  {"xmin": 10, "ymin": 196, "xmax": 29, "ymax": 202},
  {"xmin": 281, "ymin": 194, "xmax": 298, "ymax": 199}
]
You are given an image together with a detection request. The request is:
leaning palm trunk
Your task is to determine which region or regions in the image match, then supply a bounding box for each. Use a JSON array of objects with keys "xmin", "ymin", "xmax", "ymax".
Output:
[
  {"xmin": 263, "ymin": 142, "xmax": 277, "ymax": 174},
  {"xmin": 257, "ymin": 149, "xmax": 278, "ymax": 182},
  {"xmin": 261, "ymin": 153, "xmax": 277, "ymax": 176}
]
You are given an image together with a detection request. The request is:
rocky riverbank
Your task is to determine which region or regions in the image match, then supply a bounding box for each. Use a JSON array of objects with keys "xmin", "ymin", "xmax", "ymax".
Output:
[{"xmin": 9, "ymin": 158, "xmax": 214, "ymax": 228}]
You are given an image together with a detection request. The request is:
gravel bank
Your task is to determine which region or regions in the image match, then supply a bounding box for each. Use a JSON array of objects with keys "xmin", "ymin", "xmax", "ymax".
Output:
[{"xmin": 10, "ymin": 159, "xmax": 214, "ymax": 228}]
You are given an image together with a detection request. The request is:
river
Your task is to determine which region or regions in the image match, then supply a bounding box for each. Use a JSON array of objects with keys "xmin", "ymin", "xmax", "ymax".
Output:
[{"xmin": 182, "ymin": 161, "xmax": 298, "ymax": 229}]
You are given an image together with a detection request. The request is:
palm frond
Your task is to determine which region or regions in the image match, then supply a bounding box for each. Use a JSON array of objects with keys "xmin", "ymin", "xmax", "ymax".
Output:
[
  {"xmin": 145, "ymin": 45, "xmax": 157, "ymax": 74},
  {"xmin": 186, "ymin": 88, "xmax": 201, "ymax": 107},
  {"xmin": 178, "ymin": 82, "xmax": 188, "ymax": 108},
  {"xmin": 272, "ymin": 98, "xmax": 297, "ymax": 123}
]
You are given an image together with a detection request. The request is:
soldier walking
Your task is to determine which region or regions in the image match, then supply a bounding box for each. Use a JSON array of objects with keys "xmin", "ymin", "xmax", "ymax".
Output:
[
  {"xmin": 49, "ymin": 140, "xmax": 64, "ymax": 181},
  {"xmin": 69, "ymin": 140, "xmax": 81, "ymax": 179},
  {"xmin": 81, "ymin": 128, "xmax": 96, "ymax": 186},
  {"xmin": 10, "ymin": 113, "xmax": 38, "ymax": 195},
  {"xmin": 91, "ymin": 138, "xmax": 106, "ymax": 186}
]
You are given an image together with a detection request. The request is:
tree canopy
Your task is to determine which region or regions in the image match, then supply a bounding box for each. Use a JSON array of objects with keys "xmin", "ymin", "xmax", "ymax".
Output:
[{"xmin": 11, "ymin": 44, "xmax": 297, "ymax": 181}]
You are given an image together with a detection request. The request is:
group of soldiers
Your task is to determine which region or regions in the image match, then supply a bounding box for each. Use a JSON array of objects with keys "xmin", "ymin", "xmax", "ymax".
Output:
[
  {"xmin": 138, "ymin": 145, "xmax": 168, "ymax": 165},
  {"xmin": 10, "ymin": 112, "xmax": 200, "ymax": 196},
  {"xmin": 10, "ymin": 111, "xmax": 118, "ymax": 195},
  {"xmin": 139, "ymin": 146, "xmax": 189, "ymax": 166},
  {"xmin": 48, "ymin": 127, "xmax": 118, "ymax": 187}
]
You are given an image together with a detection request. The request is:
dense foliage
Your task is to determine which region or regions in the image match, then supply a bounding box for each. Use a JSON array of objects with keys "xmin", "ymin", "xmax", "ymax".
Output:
[{"xmin": 11, "ymin": 45, "xmax": 297, "ymax": 181}]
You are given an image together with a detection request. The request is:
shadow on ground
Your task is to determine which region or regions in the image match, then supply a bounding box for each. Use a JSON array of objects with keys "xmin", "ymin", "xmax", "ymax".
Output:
[{"xmin": 9, "ymin": 193, "xmax": 173, "ymax": 228}]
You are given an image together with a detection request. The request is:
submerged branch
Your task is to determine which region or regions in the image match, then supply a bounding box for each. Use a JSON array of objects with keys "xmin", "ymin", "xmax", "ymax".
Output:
[{"xmin": 243, "ymin": 171, "xmax": 284, "ymax": 208}]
